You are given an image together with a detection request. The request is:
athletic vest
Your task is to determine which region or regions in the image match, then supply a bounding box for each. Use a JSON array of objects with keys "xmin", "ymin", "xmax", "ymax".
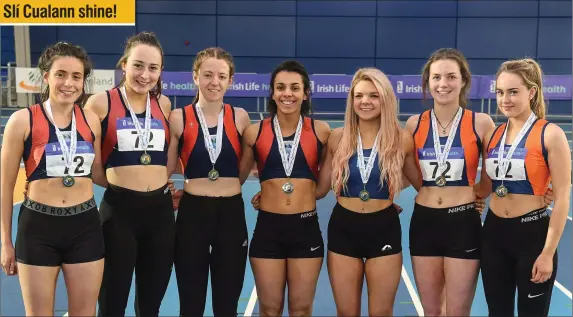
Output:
[
  {"xmin": 24, "ymin": 104, "xmax": 95, "ymax": 182},
  {"xmin": 254, "ymin": 116, "xmax": 322, "ymax": 182},
  {"xmin": 338, "ymin": 148, "xmax": 392, "ymax": 200},
  {"xmin": 178, "ymin": 103, "xmax": 242, "ymax": 179},
  {"xmin": 101, "ymin": 87, "xmax": 170, "ymax": 169},
  {"xmin": 485, "ymin": 119, "xmax": 551, "ymax": 196},
  {"xmin": 413, "ymin": 109, "xmax": 482, "ymax": 187}
]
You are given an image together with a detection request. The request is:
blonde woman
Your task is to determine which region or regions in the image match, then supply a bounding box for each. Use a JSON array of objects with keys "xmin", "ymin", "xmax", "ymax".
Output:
[
  {"xmin": 477, "ymin": 58, "xmax": 570, "ymax": 317},
  {"xmin": 314, "ymin": 68, "xmax": 421, "ymax": 316}
]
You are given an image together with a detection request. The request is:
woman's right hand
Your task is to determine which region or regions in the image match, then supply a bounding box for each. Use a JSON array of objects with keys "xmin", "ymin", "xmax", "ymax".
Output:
[
  {"xmin": 251, "ymin": 191, "xmax": 261, "ymax": 210},
  {"xmin": 1, "ymin": 245, "xmax": 17, "ymax": 276}
]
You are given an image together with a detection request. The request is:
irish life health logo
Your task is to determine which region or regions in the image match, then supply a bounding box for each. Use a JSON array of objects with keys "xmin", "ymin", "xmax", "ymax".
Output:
[{"xmin": 396, "ymin": 81, "xmax": 404, "ymax": 94}]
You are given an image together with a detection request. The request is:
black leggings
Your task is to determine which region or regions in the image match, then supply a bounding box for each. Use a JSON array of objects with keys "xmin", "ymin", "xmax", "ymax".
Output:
[
  {"xmin": 97, "ymin": 184, "xmax": 175, "ymax": 317},
  {"xmin": 481, "ymin": 207, "xmax": 558, "ymax": 317},
  {"xmin": 174, "ymin": 192, "xmax": 248, "ymax": 317}
]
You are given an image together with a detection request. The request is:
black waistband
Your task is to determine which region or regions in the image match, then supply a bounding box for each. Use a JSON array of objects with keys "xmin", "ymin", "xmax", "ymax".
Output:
[{"xmin": 22, "ymin": 197, "xmax": 96, "ymax": 216}]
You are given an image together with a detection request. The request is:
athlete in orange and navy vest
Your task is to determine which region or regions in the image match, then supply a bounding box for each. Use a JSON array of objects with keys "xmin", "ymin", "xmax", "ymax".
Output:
[
  {"xmin": 178, "ymin": 103, "xmax": 242, "ymax": 179},
  {"xmin": 100, "ymin": 87, "xmax": 170, "ymax": 168},
  {"xmin": 485, "ymin": 118, "xmax": 551, "ymax": 195},
  {"xmin": 413, "ymin": 108, "xmax": 482, "ymax": 187},
  {"xmin": 253, "ymin": 116, "xmax": 322, "ymax": 182},
  {"xmin": 24, "ymin": 103, "xmax": 95, "ymax": 182}
]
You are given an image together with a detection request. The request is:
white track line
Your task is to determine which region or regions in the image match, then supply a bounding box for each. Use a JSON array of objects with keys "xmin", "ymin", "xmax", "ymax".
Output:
[
  {"xmin": 555, "ymin": 281, "xmax": 572, "ymax": 299},
  {"xmin": 401, "ymin": 266, "xmax": 424, "ymax": 316},
  {"xmin": 244, "ymin": 285, "xmax": 258, "ymax": 317}
]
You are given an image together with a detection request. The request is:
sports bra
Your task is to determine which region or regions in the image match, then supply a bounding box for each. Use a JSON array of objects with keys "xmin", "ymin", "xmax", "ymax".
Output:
[
  {"xmin": 485, "ymin": 119, "xmax": 551, "ymax": 196},
  {"xmin": 413, "ymin": 109, "xmax": 481, "ymax": 187},
  {"xmin": 24, "ymin": 103, "xmax": 95, "ymax": 182},
  {"xmin": 178, "ymin": 103, "xmax": 242, "ymax": 180},
  {"xmin": 253, "ymin": 116, "xmax": 323, "ymax": 182},
  {"xmin": 338, "ymin": 148, "xmax": 391, "ymax": 200},
  {"xmin": 101, "ymin": 87, "xmax": 170, "ymax": 169}
]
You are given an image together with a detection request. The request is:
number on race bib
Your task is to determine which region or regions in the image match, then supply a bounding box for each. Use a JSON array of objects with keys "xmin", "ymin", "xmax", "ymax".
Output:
[
  {"xmin": 64, "ymin": 156, "xmax": 85, "ymax": 175},
  {"xmin": 131, "ymin": 131, "xmax": 155, "ymax": 149},
  {"xmin": 493, "ymin": 159, "xmax": 513, "ymax": 179},
  {"xmin": 429, "ymin": 161, "xmax": 452, "ymax": 179}
]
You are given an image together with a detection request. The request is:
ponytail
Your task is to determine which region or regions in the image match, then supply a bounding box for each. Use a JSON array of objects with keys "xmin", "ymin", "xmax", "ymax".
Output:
[{"xmin": 496, "ymin": 58, "xmax": 547, "ymax": 119}]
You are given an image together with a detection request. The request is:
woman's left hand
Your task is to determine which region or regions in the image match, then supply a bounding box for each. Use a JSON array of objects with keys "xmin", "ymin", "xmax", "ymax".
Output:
[{"xmin": 531, "ymin": 253, "xmax": 553, "ymax": 284}]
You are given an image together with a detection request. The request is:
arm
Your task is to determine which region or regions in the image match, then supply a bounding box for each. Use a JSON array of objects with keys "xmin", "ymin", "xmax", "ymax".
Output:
[
  {"xmin": 84, "ymin": 93, "xmax": 110, "ymax": 188},
  {"xmin": 239, "ymin": 122, "xmax": 260, "ymax": 185},
  {"xmin": 166, "ymin": 108, "xmax": 183, "ymax": 177},
  {"xmin": 84, "ymin": 109, "xmax": 108, "ymax": 188},
  {"xmin": 234, "ymin": 107, "xmax": 251, "ymax": 136},
  {"xmin": 1, "ymin": 110, "xmax": 29, "ymax": 274},
  {"xmin": 316, "ymin": 125, "xmax": 338, "ymax": 200},
  {"xmin": 473, "ymin": 113, "xmax": 496, "ymax": 198},
  {"xmin": 540, "ymin": 124, "xmax": 571, "ymax": 258},
  {"xmin": 402, "ymin": 115, "xmax": 422, "ymax": 191},
  {"xmin": 474, "ymin": 128, "xmax": 494, "ymax": 199},
  {"xmin": 401, "ymin": 128, "xmax": 421, "ymax": 192}
]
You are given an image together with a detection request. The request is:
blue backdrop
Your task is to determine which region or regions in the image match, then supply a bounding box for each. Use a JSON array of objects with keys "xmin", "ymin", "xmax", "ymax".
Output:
[{"xmin": 2, "ymin": 0, "xmax": 571, "ymax": 114}]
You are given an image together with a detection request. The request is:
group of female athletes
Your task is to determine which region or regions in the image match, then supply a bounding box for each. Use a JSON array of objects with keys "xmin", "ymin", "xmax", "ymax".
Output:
[{"xmin": 0, "ymin": 31, "xmax": 569, "ymax": 317}]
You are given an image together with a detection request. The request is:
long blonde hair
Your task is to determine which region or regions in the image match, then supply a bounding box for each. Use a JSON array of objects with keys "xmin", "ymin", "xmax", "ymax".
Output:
[
  {"xmin": 496, "ymin": 58, "xmax": 547, "ymax": 119},
  {"xmin": 331, "ymin": 68, "xmax": 404, "ymax": 198}
]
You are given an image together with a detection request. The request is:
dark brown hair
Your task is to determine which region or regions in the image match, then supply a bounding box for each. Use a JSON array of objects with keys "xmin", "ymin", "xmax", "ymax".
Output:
[
  {"xmin": 421, "ymin": 48, "xmax": 472, "ymax": 108},
  {"xmin": 117, "ymin": 31, "xmax": 164, "ymax": 97},
  {"xmin": 268, "ymin": 60, "xmax": 312, "ymax": 116},
  {"xmin": 38, "ymin": 41, "xmax": 92, "ymax": 106}
]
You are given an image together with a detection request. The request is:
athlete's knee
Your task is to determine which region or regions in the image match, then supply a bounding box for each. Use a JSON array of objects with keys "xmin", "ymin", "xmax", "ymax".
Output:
[
  {"xmin": 336, "ymin": 306, "xmax": 360, "ymax": 317},
  {"xmin": 288, "ymin": 305, "xmax": 313, "ymax": 317},
  {"xmin": 258, "ymin": 299, "xmax": 284, "ymax": 317},
  {"xmin": 68, "ymin": 306, "xmax": 97, "ymax": 317},
  {"xmin": 422, "ymin": 305, "xmax": 444, "ymax": 317},
  {"xmin": 446, "ymin": 302, "xmax": 472, "ymax": 317},
  {"xmin": 369, "ymin": 306, "xmax": 393, "ymax": 317},
  {"xmin": 287, "ymin": 298, "xmax": 314, "ymax": 317}
]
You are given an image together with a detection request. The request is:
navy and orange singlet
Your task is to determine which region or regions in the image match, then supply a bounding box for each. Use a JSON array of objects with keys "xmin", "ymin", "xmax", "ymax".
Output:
[
  {"xmin": 413, "ymin": 109, "xmax": 482, "ymax": 187},
  {"xmin": 485, "ymin": 118, "xmax": 551, "ymax": 196},
  {"xmin": 101, "ymin": 87, "xmax": 170, "ymax": 169},
  {"xmin": 253, "ymin": 116, "xmax": 322, "ymax": 183},
  {"xmin": 24, "ymin": 103, "xmax": 95, "ymax": 182},
  {"xmin": 178, "ymin": 103, "xmax": 242, "ymax": 179}
]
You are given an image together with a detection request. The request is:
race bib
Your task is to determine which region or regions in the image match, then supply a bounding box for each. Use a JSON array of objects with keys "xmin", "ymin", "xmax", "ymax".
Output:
[
  {"xmin": 418, "ymin": 146, "xmax": 465, "ymax": 182},
  {"xmin": 116, "ymin": 117, "xmax": 166, "ymax": 152},
  {"xmin": 45, "ymin": 141, "xmax": 95, "ymax": 177},
  {"xmin": 485, "ymin": 147, "xmax": 527, "ymax": 181}
]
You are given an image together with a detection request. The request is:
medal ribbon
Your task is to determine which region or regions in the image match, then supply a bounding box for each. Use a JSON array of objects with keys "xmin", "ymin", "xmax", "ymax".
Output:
[
  {"xmin": 274, "ymin": 115, "xmax": 303, "ymax": 178},
  {"xmin": 497, "ymin": 111, "xmax": 537, "ymax": 181},
  {"xmin": 120, "ymin": 86, "xmax": 151, "ymax": 151},
  {"xmin": 430, "ymin": 107, "xmax": 463, "ymax": 178},
  {"xmin": 195, "ymin": 103, "xmax": 224, "ymax": 166},
  {"xmin": 45, "ymin": 99, "xmax": 77, "ymax": 174},
  {"xmin": 357, "ymin": 130, "xmax": 380, "ymax": 186}
]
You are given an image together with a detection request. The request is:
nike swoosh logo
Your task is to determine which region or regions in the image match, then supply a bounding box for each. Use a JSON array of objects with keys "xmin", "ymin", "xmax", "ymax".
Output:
[
  {"xmin": 311, "ymin": 246, "xmax": 321, "ymax": 251},
  {"xmin": 465, "ymin": 248, "xmax": 478, "ymax": 252},
  {"xmin": 528, "ymin": 293, "xmax": 544, "ymax": 298}
]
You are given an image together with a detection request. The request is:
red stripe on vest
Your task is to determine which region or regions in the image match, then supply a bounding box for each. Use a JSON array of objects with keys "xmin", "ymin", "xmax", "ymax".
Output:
[{"xmin": 179, "ymin": 105, "xmax": 198, "ymax": 171}]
